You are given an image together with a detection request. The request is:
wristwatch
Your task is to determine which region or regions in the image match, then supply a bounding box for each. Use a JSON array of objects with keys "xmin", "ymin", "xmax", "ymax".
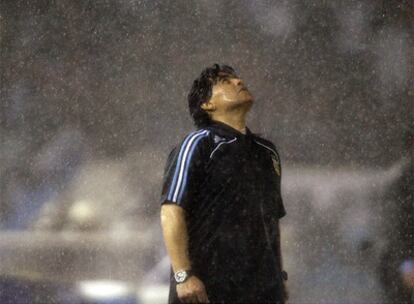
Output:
[
  {"xmin": 174, "ymin": 269, "xmax": 193, "ymax": 284},
  {"xmin": 281, "ymin": 270, "xmax": 288, "ymax": 281}
]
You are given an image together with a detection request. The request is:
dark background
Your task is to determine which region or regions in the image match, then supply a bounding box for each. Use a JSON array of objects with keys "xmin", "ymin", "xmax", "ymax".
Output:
[{"xmin": 2, "ymin": 0, "xmax": 412, "ymax": 165}]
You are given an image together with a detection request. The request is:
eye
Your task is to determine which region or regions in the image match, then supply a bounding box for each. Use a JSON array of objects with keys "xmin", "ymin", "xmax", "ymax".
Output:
[{"xmin": 222, "ymin": 78, "xmax": 231, "ymax": 84}]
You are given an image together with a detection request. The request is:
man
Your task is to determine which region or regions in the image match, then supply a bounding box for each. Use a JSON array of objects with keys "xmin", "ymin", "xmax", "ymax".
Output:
[{"xmin": 160, "ymin": 64, "xmax": 288, "ymax": 303}]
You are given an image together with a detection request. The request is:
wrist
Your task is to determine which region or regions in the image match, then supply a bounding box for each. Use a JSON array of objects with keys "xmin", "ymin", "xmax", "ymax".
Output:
[{"xmin": 174, "ymin": 269, "xmax": 194, "ymax": 284}]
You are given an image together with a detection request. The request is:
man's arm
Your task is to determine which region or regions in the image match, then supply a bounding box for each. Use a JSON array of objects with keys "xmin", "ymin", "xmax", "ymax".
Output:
[
  {"xmin": 277, "ymin": 221, "xmax": 283, "ymax": 270},
  {"xmin": 160, "ymin": 203, "xmax": 192, "ymax": 272},
  {"xmin": 160, "ymin": 202, "xmax": 210, "ymax": 303},
  {"xmin": 277, "ymin": 221, "xmax": 289, "ymax": 302}
]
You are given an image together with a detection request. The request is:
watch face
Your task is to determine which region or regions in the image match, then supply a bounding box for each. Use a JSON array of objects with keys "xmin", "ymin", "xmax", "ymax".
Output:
[{"xmin": 175, "ymin": 271, "xmax": 187, "ymax": 283}]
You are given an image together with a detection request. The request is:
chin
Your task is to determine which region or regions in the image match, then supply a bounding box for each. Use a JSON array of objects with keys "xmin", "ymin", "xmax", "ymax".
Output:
[
  {"xmin": 240, "ymin": 98, "xmax": 253, "ymax": 112},
  {"xmin": 243, "ymin": 97, "xmax": 254, "ymax": 104},
  {"xmin": 245, "ymin": 99, "xmax": 253, "ymax": 110},
  {"xmin": 241, "ymin": 91, "xmax": 253, "ymax": 101}
]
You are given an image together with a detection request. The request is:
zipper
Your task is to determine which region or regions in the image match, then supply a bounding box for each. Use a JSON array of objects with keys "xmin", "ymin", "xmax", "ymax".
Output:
[{"xmin": 209, "ymin": 137, "xmax": 238, "ymax": 159}]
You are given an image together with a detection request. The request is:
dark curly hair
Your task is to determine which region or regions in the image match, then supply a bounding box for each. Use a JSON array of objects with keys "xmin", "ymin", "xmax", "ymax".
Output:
[{"xmin": 188, "ymin": 64, "xmax": 236, "ymax": 128}]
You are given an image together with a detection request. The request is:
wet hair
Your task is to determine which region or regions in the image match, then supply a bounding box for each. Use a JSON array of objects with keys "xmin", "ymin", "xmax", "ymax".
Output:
[{"xmin": 188, "ymin": 64, "xmax": 236, "ymax": 128}]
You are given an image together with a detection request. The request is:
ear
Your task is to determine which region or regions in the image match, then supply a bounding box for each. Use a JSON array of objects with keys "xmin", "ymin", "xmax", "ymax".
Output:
[{"xmin": 201, "ymin": 100, "xmax": 215, "ymax": 112}]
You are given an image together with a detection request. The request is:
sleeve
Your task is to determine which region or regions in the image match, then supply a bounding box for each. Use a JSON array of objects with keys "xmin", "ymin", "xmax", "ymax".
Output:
[{"xmin": 159, "ymin": 130, "xmax": 208, "ymax": 212}]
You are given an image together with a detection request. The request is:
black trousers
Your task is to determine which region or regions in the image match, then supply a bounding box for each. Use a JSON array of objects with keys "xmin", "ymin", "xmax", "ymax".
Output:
[{"xmin": 167, "ymin": 272, "xmax": 285, "ymax": 304}]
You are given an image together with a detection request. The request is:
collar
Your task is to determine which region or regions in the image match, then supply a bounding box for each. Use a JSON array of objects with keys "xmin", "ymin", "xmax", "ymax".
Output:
[{"xmin": 206, "ymin": 119, "xmax": 254, "ymax": 140}]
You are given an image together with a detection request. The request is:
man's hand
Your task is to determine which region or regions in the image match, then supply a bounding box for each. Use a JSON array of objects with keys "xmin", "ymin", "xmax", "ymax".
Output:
[
  {"xmin": 282, "ymin": 280, "xmax": 289, "ymax": 302},
  {"xmin": 177, "ymin": 275, "xmax": 210, "ymax": 303}
]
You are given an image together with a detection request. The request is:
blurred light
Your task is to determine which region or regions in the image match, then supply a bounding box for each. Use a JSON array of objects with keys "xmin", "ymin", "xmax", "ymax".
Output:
[
  {"xmin": 68, "ymin": 199, "xmax": 95, "ymax": 224},
  {"xmin": 138, "ymin": 284, "xmax": 169, "ymax": 304},
  {"xmin": 77, "ymin": 280, "xmax": 131, "ymax": 300}
]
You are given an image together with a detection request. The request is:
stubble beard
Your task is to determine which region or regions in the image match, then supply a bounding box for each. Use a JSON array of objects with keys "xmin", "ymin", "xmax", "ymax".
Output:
[{"xmin": 226, "ymin": 97, "xmax": 253, "ymax": 114}]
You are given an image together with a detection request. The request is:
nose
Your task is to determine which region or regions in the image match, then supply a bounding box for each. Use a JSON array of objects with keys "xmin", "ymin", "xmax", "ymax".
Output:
[{"xmin": 233, "ymin": 77, "xmax": 244, "ymax": 86}]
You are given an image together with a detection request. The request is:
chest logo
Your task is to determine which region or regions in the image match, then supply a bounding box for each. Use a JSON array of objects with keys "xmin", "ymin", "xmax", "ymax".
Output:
[{"xmin": 271, "ymin": 154, "xmax": 281, "ymax": 176}]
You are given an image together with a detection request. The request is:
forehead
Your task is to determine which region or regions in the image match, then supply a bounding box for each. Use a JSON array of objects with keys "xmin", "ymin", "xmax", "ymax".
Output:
[{"xmin": 214, "ymin": 72, "xmax": 238, "ymax": 83}]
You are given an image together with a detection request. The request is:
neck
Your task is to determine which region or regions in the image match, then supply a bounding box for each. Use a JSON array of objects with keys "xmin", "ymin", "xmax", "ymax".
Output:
[{"xmin": 210, "ymin": 114, "xmax": 247, "ymax": 134}]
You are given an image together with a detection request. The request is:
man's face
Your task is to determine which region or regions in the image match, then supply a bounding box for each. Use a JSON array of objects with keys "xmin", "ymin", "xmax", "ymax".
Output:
[{"xmin": 206, "ymin": 72, "xmax": 253, "ymax": 114}]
